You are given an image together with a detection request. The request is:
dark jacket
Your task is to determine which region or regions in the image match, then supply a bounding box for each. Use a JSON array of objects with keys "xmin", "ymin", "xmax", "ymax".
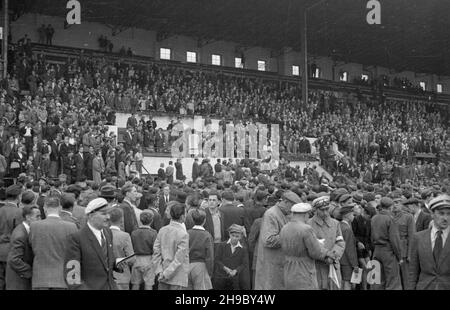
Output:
[
  {"xmin": 131, "ymin": 227, "xmax": 157, "ymax": 255},
  {"xmin": 408, "ymin": 228, "xmax": 450, "ymax": 290},
  {"xmin": 74, "ymin": 153, "xmax": 86, "ymax": 181},
  {"xmin": 5, "ymin": 223, "xmax": 33, "ymax": 290},
  {"xmin": 116, "ymin": 201, "xmax": 138, "ymax": 234},
  {"xmin": 340, "ymin": 221, "xmax": 358, "ymax": 268},
  {"xmin": 213, "ymin": 241, "xmax": 250, "ymax": 289},
  {"xmin": 371, "ymin": 210, "xmax": 402, "ymax": 260},
  {"xmin": 352, "ymin": 214, "xmax": 372, "ymax": 257},
  {"xmin": 65, "ymin": 225, "xmax": 118, "ymax": 290},
  {"xmin": 0, "ymin": 202, "xmax": 23, "ymax": 262},
  {"xmin": 204, "ymin": 208, "xmax": 225, "ymax": 243},
  {"xmin": 220, "ymin": 203, "xmax": 246, "ymax": 240},
  {"xmin": 188, "ymin": 227, "xmax": 214, "ymax": 275},
  {"xmin": 415, "ymin": 211, "xmax": 432, "ymax": 232}
]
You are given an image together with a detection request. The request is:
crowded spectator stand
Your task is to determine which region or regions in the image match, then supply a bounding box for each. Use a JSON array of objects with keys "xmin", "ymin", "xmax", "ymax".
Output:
[{"xmin": 0, "ymin": 34, "xmax": 449, "ymax": 292}]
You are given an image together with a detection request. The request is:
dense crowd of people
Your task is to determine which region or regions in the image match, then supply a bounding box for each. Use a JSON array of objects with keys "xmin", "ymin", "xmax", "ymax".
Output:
[
  {"xmin": 0, "ymin": 42, "xmax": 449, "ymax": 290},
  {"xmin": 0, "ymin": 157, "xmax": 449, "ymax": 290}
]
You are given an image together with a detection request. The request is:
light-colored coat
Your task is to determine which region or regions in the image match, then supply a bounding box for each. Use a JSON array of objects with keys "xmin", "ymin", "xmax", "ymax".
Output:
[
  {"xmin": 408, "ymin": 228, "xmax": 450, "ymax": 290},
  {"xmin": 110, "ymin": 227, "xmax": 135, "ymax": 285},
  {"xmin": 29, "ymin": 216, "xmax": 78, "ymax": 288},
  {"xmin": 92, "ymin": 156, "xmax": 103, "ymax": 185},
  {"xmin": 280, "ymin": 219, "xmax": 328, "ymax": 290},
  {"xmin": 307, "ymin": 215, "xmax": 345, "ymax": 290},
  {"xmin": 152, "ymin": 220, "xmax": 189, "ymax": 287},
  {"xmin": 254, "ymin": 204, "xmax": 289, "ymax": 290}
]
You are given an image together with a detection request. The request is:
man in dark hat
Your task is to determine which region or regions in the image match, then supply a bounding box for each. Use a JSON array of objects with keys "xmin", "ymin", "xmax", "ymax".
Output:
[
  {"xmin": 409, "ymin": 194, "xmax": 450, "ymax": 290},
  {"xmin": 371, "ymin": 197, "xmax": 402, "ymax": 290},
  {"xmin": 0, "ymin": 185, "xmax": 23, "ymax": 289}
]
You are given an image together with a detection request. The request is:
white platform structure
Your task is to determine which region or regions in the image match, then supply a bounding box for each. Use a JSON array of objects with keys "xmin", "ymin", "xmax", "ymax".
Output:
[{"xmin": 115, "ymin": 113, "xmax": 331, "ymax": 181}]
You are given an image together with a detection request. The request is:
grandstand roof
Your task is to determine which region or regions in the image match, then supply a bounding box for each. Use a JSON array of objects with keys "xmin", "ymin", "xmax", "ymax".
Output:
[{"xmin": 13, "ymin": 0, "xmax": 450, "ymax": 76}]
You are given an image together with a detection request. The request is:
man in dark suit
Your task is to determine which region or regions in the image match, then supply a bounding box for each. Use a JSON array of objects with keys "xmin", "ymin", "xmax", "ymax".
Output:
[
  {"xmin": 65, "ymin": 198, "xmax": 124, "ymax": 290},
  {"xmin": 166, "ymin": 161, "xmax": 174, "ymax": 185},
  {"xmin": 408, "ymin": 195, "xmax": 450, "ymax": 290},
  {"xmin": 0, "ymin": 125, "xmax": 8, "ymax": 156},
  {"xmin": 157, "ymin": 163, "xmax": 166, "ymax": 181},
  {"xmin": 405, "ymin": 198, "xmax": 432, "ymax": 232},
  {"xmin": 0, "ymin": 185, "xmax": 23, "ymax": 290},
  {"xmin": 29, "ymin": 196, "xmax": 78, "ymax": 289},
  {"xmin": 175, "ymin": 158, "xmax": 184, "ymax": 181},
  {"xmin": 204, "ymin": 191, "xmax": 225, "ymax": 247},
  {"xmin": 220, "ymin": 191, "xmax": 245, "ymax": 240},
  {"xmin": 214, "ymin": 159, "xmax": 222, "ymax": 174},
  {"xmin": 192, "ymin": 158, "xmax": 199, "ymax": 181},
  {"xmin": 5, "ymin": 206, "xmax": 41, "ymax": 290},
  {"xmin": 74, "ymin": 146, "xmax": 86, "ymax": 182},
  {"xmin": 84, "ymin": 146, "xmax": 95, "ymax": 181},
  {"xmin": 49, "ymin": 138, "xmax": 60, "ymax": 178},
  {"xmin": 123, "ymin": 128, "xmax": 135, "ymax": 154},
  {"xmin": 126, "ymin": 114, "xmax": 138, "ymax": 130},
  {"xmin": 158, "ymin": 184, "xmax": 174, "ymax": 219}
]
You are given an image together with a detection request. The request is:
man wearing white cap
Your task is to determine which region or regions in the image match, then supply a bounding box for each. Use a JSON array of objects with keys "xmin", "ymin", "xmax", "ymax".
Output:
[
  {"xmin": 408, "ymin": 194, "xmax": 450, "ymax": 290},
  {"xmin": 280, "ymin": 203, "xmax": 332, "ymax": 290},
  {"xmin": 65, "ymin": 198, "xmax": 123, "ymax": 290},
  {"xmin": 307, "ymin": 195, "xmax": 345, "ymax": 290}
]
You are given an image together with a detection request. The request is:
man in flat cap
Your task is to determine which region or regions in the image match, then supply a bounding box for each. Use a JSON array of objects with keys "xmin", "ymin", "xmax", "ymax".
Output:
[
  {"xmin": 0, "ymin": 185, "xmax": 23, "ymax": 289},
  {"xmin": 370, "ymin": 197, "xmax": 402, "ymax": 290},
  {"xmin": 391, "ymin": 197, "xmax": 415, "ymax": 289},
  {"xmin": 255, "ymin": 190, "xmax": 302, "ymax": 290},
  {"xmin": 408, "ymin": 194, "xmax": 450, "ymax": 290},
  {"xmin": 280, "ymin": 203, "xmax": 332, "ymax": 290},
  {"xmin": 404, "ymin": 198, "xmax": 431, "ymax": 232},
  {"xmin": 65, "ymin": 198, "xmax": 121, "ymax": 290},
  {"xmin": 307, "ymin": 195, "xmax": 345, "ymax": 290}
]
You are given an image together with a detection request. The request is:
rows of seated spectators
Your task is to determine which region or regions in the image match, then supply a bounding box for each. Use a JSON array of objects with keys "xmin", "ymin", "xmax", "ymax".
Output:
[{"xmin": 0, "ymin": 43, "xmax": 449, "ymax": 185}]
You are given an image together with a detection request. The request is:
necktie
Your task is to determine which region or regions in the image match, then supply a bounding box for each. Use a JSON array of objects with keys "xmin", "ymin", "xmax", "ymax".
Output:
[
  {"xmin": 165, "ymin": 195, "xmax": 168, "ymax": 203},
  {"xmin": 101, "ymin": 231, "xmax": 108, "ymax": 259},
  {"xmin": 433, "ymin": 230, "xmax": 443, "ymax": 263}
]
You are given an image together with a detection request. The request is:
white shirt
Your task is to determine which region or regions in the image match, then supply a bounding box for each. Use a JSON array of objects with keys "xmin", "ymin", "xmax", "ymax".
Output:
[
  {"xmin": 192, "ymin": 225, "xmax": 205, "ymax": 231},
  {"xmin": 47, "ymin": 213, "xmax": 60, "ymax": 219},
  {"xmin": 23, "ymin": 222, "xmax": 30, "ymax": 234},
  {"xmin": 413, "ymin": 209, "xmax": 421, "ymax": 224},
  {"xmin": 430, "ymin": 224, "xmax": 450, "ymax": 250},
  {"xmin": 88, "ymin": 222, "xmax": 104, "ymax": 246},
  {"xmin": 110, "ymin": 225, "xmax": 121, "ymax": 231},
  {"xmin": 227, "ymin": 239, "xmax": 243, "ymax": 254},
  {"xmin": 211, "ymin": 209, "xmax": 222, "ymax": 243}
]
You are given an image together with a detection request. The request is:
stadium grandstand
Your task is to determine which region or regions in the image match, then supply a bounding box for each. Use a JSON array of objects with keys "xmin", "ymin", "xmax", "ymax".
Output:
[{"xmin": 0, "ymin": 0, "xmax": 449, "ymax": 292}]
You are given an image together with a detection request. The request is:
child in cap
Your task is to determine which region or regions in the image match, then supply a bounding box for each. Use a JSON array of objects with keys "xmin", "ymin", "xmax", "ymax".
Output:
[{"xmin": 212, "ymin": 224, "xmax": 250, "ymax": 290}]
